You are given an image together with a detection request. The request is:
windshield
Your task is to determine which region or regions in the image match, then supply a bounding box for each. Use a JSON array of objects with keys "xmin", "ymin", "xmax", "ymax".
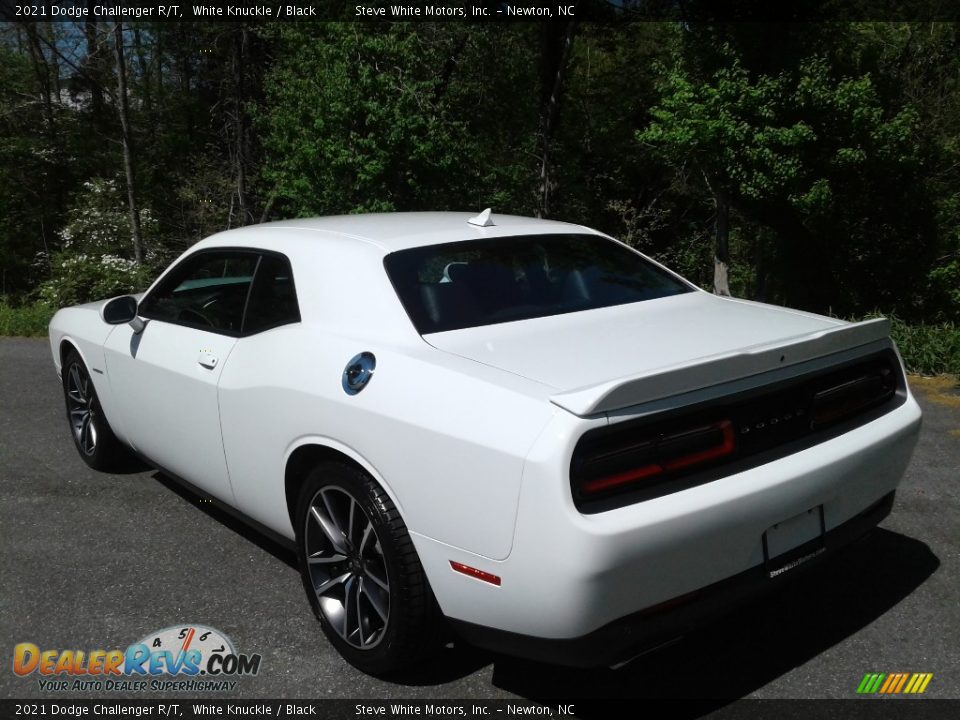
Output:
[{"xmin": 384, "ymin": 234, "xmax": 694, "ymax": 334}]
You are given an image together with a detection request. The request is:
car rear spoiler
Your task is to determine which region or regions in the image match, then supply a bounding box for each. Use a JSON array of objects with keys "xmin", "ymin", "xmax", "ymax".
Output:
[{"xmin": 549, "ymin": 317, "xmax": 892, "ymax": 417}]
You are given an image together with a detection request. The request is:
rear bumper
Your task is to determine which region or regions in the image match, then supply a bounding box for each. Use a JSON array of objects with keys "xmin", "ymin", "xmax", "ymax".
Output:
[
  {"xmin": 450, "ymin": 490, "xmax": 895, "ymax": 667},
  {"xmin": 415, "ymin": 390, "xmax": 920, "ymax": 653}
]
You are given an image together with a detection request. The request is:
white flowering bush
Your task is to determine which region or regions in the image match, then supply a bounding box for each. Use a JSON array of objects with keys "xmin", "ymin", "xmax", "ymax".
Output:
[
  {"xmin": 37, "ymin": 253, "xmax": 153, "ymax": 308},
  {"xmin": 37, "ymin": 179, "xmax": 156, "ymax": 307}
]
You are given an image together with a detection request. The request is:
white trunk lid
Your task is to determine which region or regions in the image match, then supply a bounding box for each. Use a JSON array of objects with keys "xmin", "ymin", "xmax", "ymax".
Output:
[{"xmin": 424, "ymin": 292, "xmax": 890, "ymax": 415}]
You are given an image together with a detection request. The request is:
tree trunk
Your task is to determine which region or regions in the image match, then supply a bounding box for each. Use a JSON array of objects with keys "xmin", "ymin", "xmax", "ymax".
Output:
[
  {"xmin": 155, "ymin": 27, "xmax": 164, "ymax": 107},
  {"xmin": 753, "ymin": 228, "xmax": 767, "ymax": 302},
  {"xmin": 132, "ymin": 24, "xmax": 152, "ymax": 116},
  {"xmin": 433, "ymin": 32, "xmax": 468, "ymax": 104},
  {"xmin": 114, "ymin": 22, "xmax": 144, "ymax": 265},
  {"xmin": 713, "ymin": 189, "xmax": 732, "ymax": 296},
  {"xmin": 24, "ymin": 24, "xmax": 54, "ymax": 133},
  {"xmin": 259, "ymin": 193, "xmax": 276, "ymax": 224},
  {"xmin": 83, "ymin": 16, "xmax": 105, "ymax": 119},
  {"xmin": 536, "ymin": 21, "xmax": 577, "ymax": 219},
  {"xmin": 234, "ymin": 27, "xmax": 250, "ymax": 226},
  {"xmin": 46, "ymin": 24, "xmax": 61, "ymax": 104}
]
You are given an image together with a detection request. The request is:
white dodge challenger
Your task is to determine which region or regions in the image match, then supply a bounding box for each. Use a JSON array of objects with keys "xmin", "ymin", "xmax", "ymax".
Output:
[{"xmin": 48, "ymin": 211, "xmax": 922, "ymax": 674}]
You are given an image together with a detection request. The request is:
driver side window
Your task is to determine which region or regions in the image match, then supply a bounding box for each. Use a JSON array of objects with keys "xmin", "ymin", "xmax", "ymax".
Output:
[{"xmin": 139, "ymin": 251, "xmax": 258, "ymax": 334}]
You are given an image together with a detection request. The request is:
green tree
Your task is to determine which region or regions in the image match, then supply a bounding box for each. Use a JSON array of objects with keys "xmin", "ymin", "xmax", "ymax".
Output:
[
  {"xmin": 639, "ymin": 37, "xmax": 928, "ymax": 314},
  {"xmin": 639, "ymin": 46, "xmax": 817, "ymax": 295},
  {"xmin": 257, "ymin": 24, "xmax": 479, "ymax": 215},
  {"xmin": 0, "ymin": 36, "xmax": 70, "ymax": 296},
  {"xmin": 845, "ymin": 23, "xmax": 960, "ymax": 321}
]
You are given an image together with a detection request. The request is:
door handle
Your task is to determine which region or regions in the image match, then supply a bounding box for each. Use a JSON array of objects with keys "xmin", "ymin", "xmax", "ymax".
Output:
[{"xmin": 198, "ymin": 352, "xmax": 218, "ymax": 369}]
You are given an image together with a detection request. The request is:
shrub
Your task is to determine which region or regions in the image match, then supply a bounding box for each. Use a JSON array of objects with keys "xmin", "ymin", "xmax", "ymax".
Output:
[
  {"xmin": 36, "ymin": 253, "xmax": 151, "ymax": 309},
  {"xmin": 35, "ymin": 179, "xmax": 157, "ymax": 308},
  {"xmin": 887, "ymin": 315, "xmax": 960, "ymax": 377},
  {"xmin": 0, "ymin": 301, "xmax": 55, "ymax": 337}
]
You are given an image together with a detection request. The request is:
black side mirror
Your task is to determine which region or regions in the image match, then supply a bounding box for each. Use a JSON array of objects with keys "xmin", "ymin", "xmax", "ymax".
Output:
[{"xmin": 101, "ymin": 295, "xmax": 139, "ymax": 325}]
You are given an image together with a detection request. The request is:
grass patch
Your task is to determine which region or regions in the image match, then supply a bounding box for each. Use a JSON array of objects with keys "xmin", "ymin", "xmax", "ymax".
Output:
[
  {"xmin": 0, "ymin": 301, "xmax": 55, "ymax": 337},
  {"xmin": 911, "ymin": 377, "xmax": 960, "ymax": 445},
  {"xmin": 909, "ymin": 375, "xmax": 960, "ymax": 407},
  {"xmin": 887, "ymin": 316, "xmax": 960, "ymax": 377}
]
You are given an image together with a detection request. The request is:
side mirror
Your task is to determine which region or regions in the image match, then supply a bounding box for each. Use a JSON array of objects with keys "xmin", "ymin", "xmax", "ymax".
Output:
[{"xmin": 101, "ymin": 295, "xmax": 146, "ymax": 333}]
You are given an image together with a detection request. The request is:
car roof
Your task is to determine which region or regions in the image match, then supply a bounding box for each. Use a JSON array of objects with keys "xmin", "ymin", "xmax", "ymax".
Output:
[{"xmin": 198, "ymin": 212, "xmax": 601, "ymax": 254}]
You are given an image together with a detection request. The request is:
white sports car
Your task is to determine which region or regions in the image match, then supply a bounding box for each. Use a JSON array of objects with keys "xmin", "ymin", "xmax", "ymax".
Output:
[{"xmin": 48, "ymin": 211, "xmax": 921, "ymax": 674}]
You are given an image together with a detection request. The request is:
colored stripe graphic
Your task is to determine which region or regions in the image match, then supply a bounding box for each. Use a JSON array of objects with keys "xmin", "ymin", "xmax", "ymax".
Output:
[
  {"xmin": 869, "ymin": 673, "xmax": 886, "ymax": 693},
  {"xmin": 857, "ymin": 673, "xmax": 933, "ymax": 695},
  {"xmin": 893, "ymin": 674, "xmax": 909, "ymax": 693},
  {"xmin": 879, "ymin": 674, "xmax": 896, "ymax": 694}
]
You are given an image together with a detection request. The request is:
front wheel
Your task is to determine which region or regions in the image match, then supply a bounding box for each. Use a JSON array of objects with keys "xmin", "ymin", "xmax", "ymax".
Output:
[
  {"xmin": 295, "ymin": 462, "xmax": 442, "ymax": 675},
  {"xmin": 62, "ymin": 348, "xmax": 129, "ymax": 471}
]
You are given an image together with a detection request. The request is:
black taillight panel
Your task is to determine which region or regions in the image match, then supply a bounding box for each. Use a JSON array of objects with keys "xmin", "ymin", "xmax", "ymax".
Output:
[
  {"xmin": 571, "ymin": 351, "xmax": 904, "ymax": 513},
  {"xmin": 810, "ymin": 365, "xmax": 896, "ymax": 429}
]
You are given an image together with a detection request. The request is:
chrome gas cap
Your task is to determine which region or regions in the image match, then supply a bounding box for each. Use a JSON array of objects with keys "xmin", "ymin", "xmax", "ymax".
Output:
[{"xmin": 342, "ymin": 352, "xmax": 376, "ymax": 395}]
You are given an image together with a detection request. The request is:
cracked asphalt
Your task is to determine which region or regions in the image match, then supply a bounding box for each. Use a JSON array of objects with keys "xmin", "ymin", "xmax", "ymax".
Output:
[{"xmin": 1, "ymin": 337, "xmax": 957, "ymax": 709}]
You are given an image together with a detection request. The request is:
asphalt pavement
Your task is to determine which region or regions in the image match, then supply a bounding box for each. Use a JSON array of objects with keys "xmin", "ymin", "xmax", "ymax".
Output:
[{"xmin": 1, "ymin": 337, "xmax": 957, "ymax": 706}]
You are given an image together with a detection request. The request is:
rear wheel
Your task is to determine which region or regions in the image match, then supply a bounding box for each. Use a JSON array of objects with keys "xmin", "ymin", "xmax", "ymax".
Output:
[
  {"xmin": 62, "ymin": 348, "xmax": 129, "ymax": 471},
  {"xmin": 295, "ymin": 461, "xmax": 442, "ymax": 675}
]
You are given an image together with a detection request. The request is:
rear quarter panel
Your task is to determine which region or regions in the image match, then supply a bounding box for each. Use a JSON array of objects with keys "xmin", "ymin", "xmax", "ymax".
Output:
[{"xmin": 216, "ymin": 323, "xmax": 557, "ymax": 560}]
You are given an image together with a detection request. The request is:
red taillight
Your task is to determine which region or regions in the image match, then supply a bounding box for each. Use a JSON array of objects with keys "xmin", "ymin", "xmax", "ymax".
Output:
[
  {"xmin": 579, "ymin": 463, "xmax": 663, "ymax": 495},
  {"xmin": 660, "ymin": 420, "xmax": 735, "ymax": 471},
  {"xmin": 449, "ymin": 561, "xmax": 501, "ymax": 586},
  {"xmin": 578, "ymin": 419, "xmax": 735, "ymax": 496}
]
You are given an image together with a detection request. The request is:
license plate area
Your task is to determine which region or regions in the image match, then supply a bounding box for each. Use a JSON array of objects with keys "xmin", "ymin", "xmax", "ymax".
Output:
[{"xmin": 763, "ymin": 505, "xmax": 826, "ymax": 579}]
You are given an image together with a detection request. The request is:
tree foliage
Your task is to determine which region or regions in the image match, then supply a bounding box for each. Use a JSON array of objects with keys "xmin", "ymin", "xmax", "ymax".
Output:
[
  {"xmin": 257, "ymin": 24, "xmax": 542, "ymax": 217},
  {"xmin": 638, "ymin": 30, "xmax": 939, "ymax": 315},
  {"xmin": 0, "ymin": 20, "xmax": 957, "ymax": 326},
  {"xmin": 258, "ymin": 25, "xmax": 472, "ymax": 214}
]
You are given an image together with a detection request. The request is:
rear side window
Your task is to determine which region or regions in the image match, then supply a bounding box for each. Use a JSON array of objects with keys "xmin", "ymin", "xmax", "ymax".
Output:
[
  {"xmin": 242, "ymin": 254, "xmax": 301, "ymax": 334},
  {"xmin": 384, "ymin": 234, "xmax": 693, "ymax": 334}
]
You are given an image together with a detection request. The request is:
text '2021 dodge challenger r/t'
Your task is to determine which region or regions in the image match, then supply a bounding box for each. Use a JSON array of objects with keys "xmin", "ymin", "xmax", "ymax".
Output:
[{"xmin": 49, "ymin": 211, "xmax": 921, "ymax": 675}]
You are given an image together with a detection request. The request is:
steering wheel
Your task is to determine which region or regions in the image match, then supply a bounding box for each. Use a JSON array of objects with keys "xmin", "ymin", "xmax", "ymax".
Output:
[{"xmin": 178, "ymin": 308, "xmax": 215, "ymax": 328}]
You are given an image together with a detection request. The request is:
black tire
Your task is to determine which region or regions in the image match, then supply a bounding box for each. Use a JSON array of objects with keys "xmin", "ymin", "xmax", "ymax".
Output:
[
  {"xmin": 295, "ymin": 461, "xmax": 442, "ymax": 675},
  {"xmin": 61, "ymin": 348, "xmax": 130, "ymax": 472}
]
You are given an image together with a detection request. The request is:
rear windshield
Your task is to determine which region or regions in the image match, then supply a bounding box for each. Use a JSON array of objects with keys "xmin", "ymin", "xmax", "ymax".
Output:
[{"xmin": 383, "ymin": 234, "xmax": 693, "ymax": 334}]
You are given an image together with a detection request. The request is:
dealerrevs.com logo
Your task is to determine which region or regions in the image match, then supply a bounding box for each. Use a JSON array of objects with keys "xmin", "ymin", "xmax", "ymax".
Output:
[{"xmin": 13, "ymin": 625, "xmax": 262, "ymax": 692}]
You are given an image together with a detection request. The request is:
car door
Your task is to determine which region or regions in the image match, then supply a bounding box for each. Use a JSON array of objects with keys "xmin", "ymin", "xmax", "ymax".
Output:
[{"xmin": 102, "ymin": 250, "xmax": 260, "ymax": 504}]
